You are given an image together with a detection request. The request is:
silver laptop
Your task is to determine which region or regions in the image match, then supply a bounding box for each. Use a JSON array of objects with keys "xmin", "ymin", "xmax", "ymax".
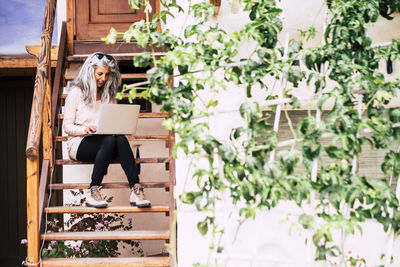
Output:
[{"xmin": 94, "ymin": 104, "xmax": 140, "ymax": 135}]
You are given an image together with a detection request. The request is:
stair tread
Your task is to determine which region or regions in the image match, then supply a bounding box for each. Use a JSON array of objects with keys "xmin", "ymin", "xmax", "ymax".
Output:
[
  {"xmin": 42, "ymin": 257, "xmax": 169, "ymax": 267},
  {"xmin": 60, "ymin": 93, "xmax": 141, "ymax": 100},
  {"xmin": 56, "ymin": 157, "xmax": 169, "ymax": 165},
  {"xmin": 56, "ymin": 135, "xmax": 169, "ymax": 142},
  {"xmin": 45, "ymin": 205, "xmax": 169, "ymax": 214},
  {"xmin": 58, "ymin": 113, "xmax": 169, "ymax": 119},
  {"xmin": 65, "ymin": 73, "xmax": 147, "ymax": 80},
  {"xmin": 67, "ymin": 52, "xmax": 167, "ymax": 62},
  {"xmin": 49, "ymin": 182, "xmax": 169, "ymax": 190},
  {"xmin": 42, "ymin": 230, "xmax": 170, "ymax": 241}
]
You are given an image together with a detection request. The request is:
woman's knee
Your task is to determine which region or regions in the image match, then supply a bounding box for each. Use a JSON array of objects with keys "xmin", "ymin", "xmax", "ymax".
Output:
[
  {"xmin": 115, "ymin": 135, "xmax": 129, "ymax": 145},
  {"xmin": 101, "ymin": 135, "xmax": 117, "ymax": 150}
]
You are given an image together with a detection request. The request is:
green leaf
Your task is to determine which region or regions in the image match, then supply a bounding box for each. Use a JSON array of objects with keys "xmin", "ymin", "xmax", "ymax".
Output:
[
  {"xmin": 218, "ymin": 143, "xmax": 236, "ymax": 163},
  {"xmin": 128, "ymin": 0, "xmax": 142, "ymax": 10},
  {"xmin": 101, "ymin": 27, "xmax": 118, "ymax": 44},
  {"xmin": 180, "ymin": 192, "xmax": 201, "ymax": 204},
  {"xmin": 389, "ymin": 107, "xmax": 400, "ymax": 123},
  {"xmin": 133, "ymin": 52, "xmax": 151, "ymax": 67},
  {"xmin": 298, "ymin": 214, "xmax": 314, "ymax": 229},
  {"xmin": 178, "ymin": 64, "xmax": 189, "ymax": 75},
  {"xmin": 197, "ymin": 220, "xmax": 208, "ymax": 235},
  {"xmin": 325, "ymin": 146, "xmax": 351, "ymax": 159}
]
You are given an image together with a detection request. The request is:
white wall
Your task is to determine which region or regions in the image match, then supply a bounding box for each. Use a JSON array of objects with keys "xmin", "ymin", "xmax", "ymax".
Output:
[{"xmin": 169, "ymin": 0, "xmax": 400, "ymax": 266}]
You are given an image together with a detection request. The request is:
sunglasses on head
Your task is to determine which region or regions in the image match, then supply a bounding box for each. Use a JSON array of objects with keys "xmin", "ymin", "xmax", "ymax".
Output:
[{"xmin": 94, "ymin": 52, "xmax": 113, "ymax": 61}]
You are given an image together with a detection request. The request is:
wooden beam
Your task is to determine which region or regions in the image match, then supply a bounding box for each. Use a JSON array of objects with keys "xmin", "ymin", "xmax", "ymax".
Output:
[
  {"xmin": 26, "ymin": 45, "xmax": 58, "ymax": 59},
  {"xmin": 66, "ymin": 0, "xmax": 75, "ymax": 54},
  {"xmin": 41, "ymin": 230, "xmax": 170, "ymax": 241},
  {"xmin": 55, "ymin": 157, "xmax": 169, "ymax": 165},
  {"xmin": 64, "ymin": 73, "xmax": 147, "ymax": 80},
  {"xmin": 49, "ymin": 181, "xmax": 169, "ymax": 190},
  {"xmin": 26, "ymin": 158, "xmax": 40, "ymax": 267},
  {"xmin": 0, "ymin": 55, "xmax": 57, "ymax": 69},
  {"xmin": 42, "ymin": 257, "xmax": 169, "ymax": 267},
  {"xmin": 45, "ymin": 205, "xmax": 169, "ymax": 214},
  {"xmin": 56, "ymin": 135, "xmax": 169, "ymax": 142}
]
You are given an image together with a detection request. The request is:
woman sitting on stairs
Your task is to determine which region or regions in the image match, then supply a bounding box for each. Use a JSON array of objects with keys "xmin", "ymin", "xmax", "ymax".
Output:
[{"xmin": 63, "ymin": 52, "xmax": 151, "ymax": 209}]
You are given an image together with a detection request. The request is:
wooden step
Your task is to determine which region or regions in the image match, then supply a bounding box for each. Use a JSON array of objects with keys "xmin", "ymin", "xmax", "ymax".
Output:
[
  {"xmin": 58, "ymin": 113, "xmax": 169, "ymax": 120},
  {"xmin": 41, "ymin": 230, "xmax": 170, "ymax": 241},
  {"xmin": 60, "ymin": 93, "xmax": 142, "ymax": 101},
  {"xmin": 55, "ymin": 157, "xmax": 169, "ymax": 165},
  {"xmin": 67, "ymin": 52, "xmax": 167, "ymax": 62},
  {"xmin": 55, "ymin": 135, "xmax": 169, "ymax": 142},
  {"xmin": 49, "ymin": 182, "xmax": 169, "ymax": 190},
  {"xmin": 42, "ymin": 257, "xmax": 169, "ymax": 267},
  {"xmin": 65, "ymin": 73, "xmax": 147, "ymax": 81},
  {"xmin": 45, "ymin": 205, "xmax": 169, "ymax": 214},
  {"xmin": 59, "ymin": 93, "xmax": 144, "ymax": 107}
]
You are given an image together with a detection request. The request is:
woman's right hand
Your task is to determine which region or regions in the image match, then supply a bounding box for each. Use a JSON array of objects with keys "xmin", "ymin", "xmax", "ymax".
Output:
[{"xmin": 84, "ymin": 125, "xmax": 97, "ymax": 134}]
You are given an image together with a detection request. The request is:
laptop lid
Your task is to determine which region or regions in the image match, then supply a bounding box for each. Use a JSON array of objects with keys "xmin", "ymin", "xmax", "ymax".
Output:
[{"xmin": 95, "ymin": 104, "xmax": 140, "ymax": 135}]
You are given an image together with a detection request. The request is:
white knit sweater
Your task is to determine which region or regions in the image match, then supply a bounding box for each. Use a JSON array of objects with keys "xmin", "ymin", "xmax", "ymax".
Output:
[{"xmin": 63, "ymin": 86, "xmax": 115, "ymax": 160}]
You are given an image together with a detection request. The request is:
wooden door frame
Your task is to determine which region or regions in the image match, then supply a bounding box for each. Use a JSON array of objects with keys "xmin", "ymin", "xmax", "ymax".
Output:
[{"xmin": 66, "ymin": 0, "xmax": 161, "ymax": 55}]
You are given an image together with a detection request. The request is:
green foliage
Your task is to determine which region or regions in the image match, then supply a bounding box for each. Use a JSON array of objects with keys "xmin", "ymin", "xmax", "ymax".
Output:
[{"xmin": 106, "ymin": 0, "xmax": 400, "ymax": 265}]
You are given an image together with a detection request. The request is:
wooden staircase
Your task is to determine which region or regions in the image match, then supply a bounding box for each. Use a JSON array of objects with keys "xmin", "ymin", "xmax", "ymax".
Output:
[{"xmin": 25, "ymin": 2, "xmax": 176, "ymax": 266}]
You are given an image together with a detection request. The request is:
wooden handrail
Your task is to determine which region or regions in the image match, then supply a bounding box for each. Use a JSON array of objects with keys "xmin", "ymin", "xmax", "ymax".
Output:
[
  {"xmin": 51, "ymin": 21, "xmax": 67, "ymax": 128},
  {"xmin": 25, "ymin": 0, "xmax": 56, "ymax": 160},
  {"xmin": 26, "ymin": 0, "xmax": 56, "ymax": 266}
]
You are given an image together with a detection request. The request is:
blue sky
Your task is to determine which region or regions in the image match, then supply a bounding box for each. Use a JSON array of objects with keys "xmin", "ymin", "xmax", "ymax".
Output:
[{"xmin": 0, "ymin": 0, "xmax": 57, "ymax": 55}]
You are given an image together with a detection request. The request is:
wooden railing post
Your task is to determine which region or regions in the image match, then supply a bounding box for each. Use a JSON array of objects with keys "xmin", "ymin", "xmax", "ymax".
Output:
[
  {"xmin": 43, "ymin": 57, "xmax": 53, "ymax": 166},
  {"xmin": 25, "ymin": 0, "xmax": 56, "ymax": 265},
  {"xmin": 26, "ymin": 159, "xmax": 40, "ymax": 266}
]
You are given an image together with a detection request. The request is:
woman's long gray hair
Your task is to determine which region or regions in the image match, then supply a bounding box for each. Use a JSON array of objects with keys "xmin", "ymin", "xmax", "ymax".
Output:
[{"xmin": 71, "ymin": 52, "xmax": 121, "ymax": 104}]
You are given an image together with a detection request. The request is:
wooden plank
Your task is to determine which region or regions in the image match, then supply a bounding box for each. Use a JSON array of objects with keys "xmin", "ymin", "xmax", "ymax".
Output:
[
  {"xmin": 64, "ymin": 73, "xmax": 147, "ymax": 81},
  {"xmin": 55, "ymin": 157, "xmax": 169, "ymax": 165},
  {"xmin": 41, "ymin": 230, "xmax": 170, "ymax": 241},
  {"xmin": 67, "ymin": 52, "xmax": 167, "ymax": 62},
  {"xmin": 26, "ymin": 45, "xmax": 58, "ymax": 59},
  {"xmin": 55, "ymin": 135, "xmax": 169, "ymax": 142},
  {"xmin": 75, "ymin": 0, "xmax": 155, "ymax": 42},
  {"xmin": 59, "ymin": 93, "xmax": 144, "ymax": 106},
  {"xmin": 73, "ymin": 42, "xmax": 166, "ymax": 55},
  {"xmin": 42, "ymin": 55, "xmax": 53, "ymax": 163},
  {"xmin": 49, "ymin": 181, "xmax": 169, "ymax": 190},
  {"xmin": 0, "ymin": 56, "xmax": 57, "ymax": 69},
  {"xmin": 42, "ymin": 257, "xmax": 169, "ymax": 267},
  {"xmin": 22, "ymin": 80, "xmax": 34, "ymax": 259},
  {"xmin": 51, "ymin": 22, "xmax": 67, "ymax": 131},
  {"xmin": 26, "ymin": 158, "xmax": 40, "ymax": 267},
  {"xmin": 45, "ymin": 205, "xmax": 169, "ymax": 214},
  {"xmin": 57, "ymin": 112, "xmax": 169, "ymax": 120},
  {"xmin": 66, "ymin": 0, "xmax": 75, "ymax": 54}
]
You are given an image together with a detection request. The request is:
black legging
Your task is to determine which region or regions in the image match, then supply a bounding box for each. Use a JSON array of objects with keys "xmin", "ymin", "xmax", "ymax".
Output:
[{"xmin": 76, "ymin": 135, "xmax": 139, "ymax": 188}]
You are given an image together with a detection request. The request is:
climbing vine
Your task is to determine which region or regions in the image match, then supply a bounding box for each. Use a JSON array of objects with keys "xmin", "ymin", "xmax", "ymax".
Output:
[{"xmin": 105, "ymin": 0, "xmax": 400, "ymax": 265}]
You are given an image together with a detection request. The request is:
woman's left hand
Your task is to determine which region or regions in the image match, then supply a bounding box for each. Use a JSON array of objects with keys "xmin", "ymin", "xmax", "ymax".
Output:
[{"xmin": 84, "ymin": 125, "xmax": 97, "ymax": 134}]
